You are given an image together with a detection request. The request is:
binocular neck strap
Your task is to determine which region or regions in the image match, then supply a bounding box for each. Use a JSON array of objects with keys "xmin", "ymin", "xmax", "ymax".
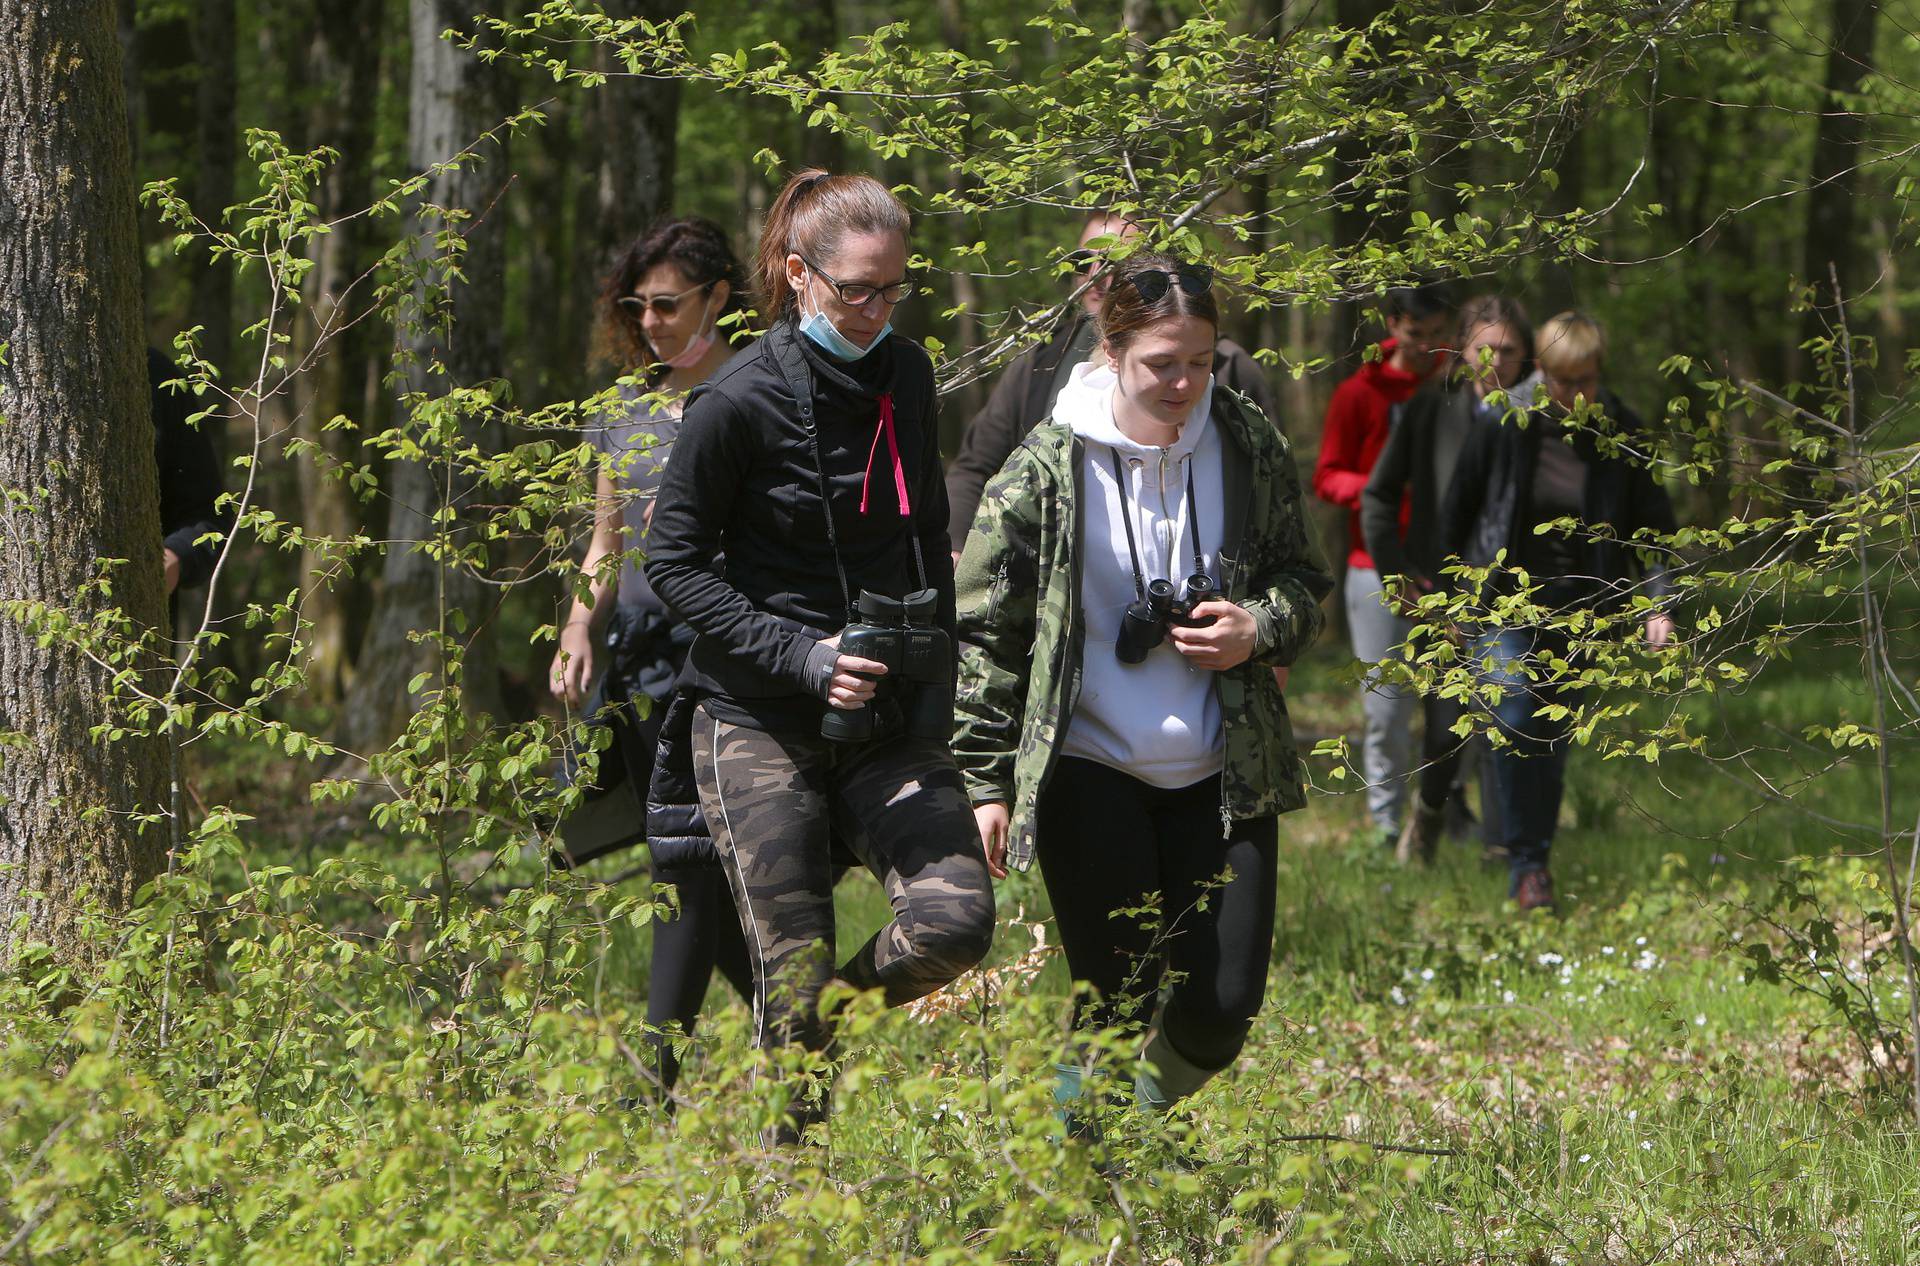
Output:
[
  {"xmin": 801, "ymin": 400, "xmax": 931, "ymax": 621},
  {"xmin": 1107, "ymin": 448, "xmax": 1206, "ymax": 598}
]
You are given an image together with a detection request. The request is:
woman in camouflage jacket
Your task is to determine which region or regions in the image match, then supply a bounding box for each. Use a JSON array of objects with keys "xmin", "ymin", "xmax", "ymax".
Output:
[{"xmin": 953, "ymin": 253, "xmax": 1332, "ymax": 1120}]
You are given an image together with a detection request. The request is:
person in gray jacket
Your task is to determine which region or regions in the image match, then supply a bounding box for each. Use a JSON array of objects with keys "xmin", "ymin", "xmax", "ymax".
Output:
[
  {"xmin": 1361, "ymin": 295, "xmax": 1536, "ymax": 865},
  {"xmin": 943, "ymin": 211, "xmax": 1282, "ymax": 554}
]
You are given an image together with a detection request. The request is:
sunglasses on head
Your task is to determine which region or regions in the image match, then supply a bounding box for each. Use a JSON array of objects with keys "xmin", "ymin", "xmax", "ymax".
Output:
[
  {"xmin": 617, "ymin": 281, "xmax": 712, "ymax": 319},
  {"xmin": 1125, "ymin": 264, "xmax": 1213, "ymax": 303}
]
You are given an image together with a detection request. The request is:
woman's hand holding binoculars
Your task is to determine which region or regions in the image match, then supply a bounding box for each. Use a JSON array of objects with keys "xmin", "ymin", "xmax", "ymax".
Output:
[
  {"xmin": 820, "ymin": 631, "xmax": 889, "ymax": 709},
  {"xmin": 1168, "ymin": 601, "xmax": 1258, "ymax": 671}
]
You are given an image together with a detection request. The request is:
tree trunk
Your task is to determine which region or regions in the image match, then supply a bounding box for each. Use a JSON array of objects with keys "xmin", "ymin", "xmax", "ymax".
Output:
[
  {"xmin": 117, "ymin": 0, "xmax": 141, "ymax": 168},
  {"xmin": 0, "ymin": 0, "xmax": 171, "ymax": 962},
  {"xmin": 1798, "ymin": 0, "xmax": 1879, "ymax": 364},
  {"xmin": 190, "ymin": 0, "xmax": 235, "ymax": 374},
  {"xmin": 586, "ymin": 0, "xmax": 680, "ymax": 273},
  {"xmin": 337, "ymin": 0, "xmax": 510, "ymax": 756},
  {"xmin": 794, "ymin": 0, "xmax": 844, "ymax": 171},
  {"xmin": 1329, "ymin": 0, "xmax": 1402, "ymax": 374},
  {"xmin": 291, "ymin": 0, "xmax": 386, "ymax": 708}
]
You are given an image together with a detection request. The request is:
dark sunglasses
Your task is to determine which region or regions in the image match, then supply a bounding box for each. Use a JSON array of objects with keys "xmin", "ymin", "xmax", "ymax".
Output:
[
  {"xmin": 617, "ymin": 281, "xmax": 712, "ymax": 319},
  {"xmin": 1125, "ymin": 264, "xmax": 1214, "ymax": 302},
  {"xmin": 1066, "ymin": 248, "xmax": 1101, "ymax": 275}
]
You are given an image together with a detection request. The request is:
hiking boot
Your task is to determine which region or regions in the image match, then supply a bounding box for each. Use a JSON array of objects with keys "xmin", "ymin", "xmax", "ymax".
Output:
[
  {"xmin": 1395, "ymin": 799, "xmax": 1445, "ymax": 867},
  {"xmin": 1512, "ymin": 870, "xmax": 1556, "ymax": 913}
]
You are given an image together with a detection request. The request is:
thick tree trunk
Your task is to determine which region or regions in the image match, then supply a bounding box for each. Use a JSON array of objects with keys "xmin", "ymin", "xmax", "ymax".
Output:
[
  {"xmin": 337, "ymin": 0, "xmax": 509, "ymax": 756},
  {"xmin": 586, "ymin": 0, "xmax": 680, "ymax": 272},
  {"xmin": 0, "ymin": 0, "xmax": 171, "ymax": 961},
  {"xmin": 1798, "ymin": 0, "xmax": 1879, "ymax": 363},
  {"xmin": 1329, "ymin": 0, "xmax": 1402, "ymax": 374},
  {"xmin": 291, "ymin": 0, "xmax": 386, "ymax": 707},
  {"xmin": 190, "ymin": 0, "xmax": 235, "ymax": 374}
]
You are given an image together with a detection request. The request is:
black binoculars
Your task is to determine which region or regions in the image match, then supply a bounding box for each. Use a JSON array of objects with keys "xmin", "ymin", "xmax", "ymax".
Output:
[
  {"xmin": 819, "ymin": 588, "xmax": 954, "ymax": 743},
  {"xmin": 1115, "ymin": 571, "xmax": 1219, "ymax": 664}
]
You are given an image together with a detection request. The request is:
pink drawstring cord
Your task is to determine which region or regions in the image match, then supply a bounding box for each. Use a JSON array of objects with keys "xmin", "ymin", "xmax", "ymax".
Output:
[{"xmin": 859, "ymin": 392, "xmax": 912, "ymax": 516}]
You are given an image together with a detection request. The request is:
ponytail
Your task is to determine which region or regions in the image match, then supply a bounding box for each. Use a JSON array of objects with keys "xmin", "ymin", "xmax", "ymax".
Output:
[{"xmin": 755, "ymin": 169, "xmax": 912, "ymax": 323}]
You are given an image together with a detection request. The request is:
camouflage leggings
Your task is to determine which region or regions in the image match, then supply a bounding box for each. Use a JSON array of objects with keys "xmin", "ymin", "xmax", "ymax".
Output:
[{"xmin": 691, "ymin": 703, "xmax": 996, "ymax": 1056}]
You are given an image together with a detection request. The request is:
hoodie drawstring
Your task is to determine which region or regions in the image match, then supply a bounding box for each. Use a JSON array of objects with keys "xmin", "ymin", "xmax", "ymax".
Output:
[{"xmin": 859, "ymin": 392, "xmax": 911, "ymax": 516}]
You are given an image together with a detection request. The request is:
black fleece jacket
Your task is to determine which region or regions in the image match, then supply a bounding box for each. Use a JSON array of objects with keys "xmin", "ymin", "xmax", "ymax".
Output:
[
  {"xmin": 1440, "ymin": 394, "xmax": 1677, "ymax": 612},
  {"xmin": 148, "ymin": 348, "xmax": 231, "ymax": 589},
  {"xmin": 644, "ymin": 319, "xmax": 954, "ymax": 733}
]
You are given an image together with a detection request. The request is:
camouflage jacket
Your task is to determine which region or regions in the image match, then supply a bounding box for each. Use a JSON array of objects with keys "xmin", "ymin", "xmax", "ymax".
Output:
[{"xmin": 952, "ymin": 386, "xmax": 1333, "ymax": 870}]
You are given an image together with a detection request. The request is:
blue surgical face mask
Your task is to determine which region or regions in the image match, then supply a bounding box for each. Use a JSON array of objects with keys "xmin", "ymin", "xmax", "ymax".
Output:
[{"xmin": 798, "ymin": 288, "xmax": 890, "ymax": 362}]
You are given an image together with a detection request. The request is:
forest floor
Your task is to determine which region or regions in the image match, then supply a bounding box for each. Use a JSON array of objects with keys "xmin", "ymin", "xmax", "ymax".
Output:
[{"xmin": 151, "ymin": 627, "xmax": 1920, "ymax": 1263}]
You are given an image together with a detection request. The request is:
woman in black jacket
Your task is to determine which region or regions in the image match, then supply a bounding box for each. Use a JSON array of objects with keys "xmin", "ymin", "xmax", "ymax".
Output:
[
  {"xmin": 1440, "ymin": 311, "xmax": 1676, "ymax": 913},
  {"xmin": 643, "ymin": 170, "xmax": 995, "ymax": 1143}
]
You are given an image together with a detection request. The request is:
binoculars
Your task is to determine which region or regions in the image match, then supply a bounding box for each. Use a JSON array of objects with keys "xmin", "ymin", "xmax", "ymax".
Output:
[
  {"xmin": 1115, "ymin": 571, "xmax": 1219, "ymax": 664},
  {"xmin": 819, "ymin": 588, "xmax": 954, "ymax": 743}
]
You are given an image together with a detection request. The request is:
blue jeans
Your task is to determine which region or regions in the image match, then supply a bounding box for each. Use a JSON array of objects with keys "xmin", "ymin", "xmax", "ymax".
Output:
[{"xmin": 1472, "ymin": 628, "xmax": 1581, "ymax": 892}]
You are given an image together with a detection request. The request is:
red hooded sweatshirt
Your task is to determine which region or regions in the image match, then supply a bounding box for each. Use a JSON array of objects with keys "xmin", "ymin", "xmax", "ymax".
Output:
[{"xmin": 1312, "ymin": 339, "xmax": 1433, "ymax": 570}]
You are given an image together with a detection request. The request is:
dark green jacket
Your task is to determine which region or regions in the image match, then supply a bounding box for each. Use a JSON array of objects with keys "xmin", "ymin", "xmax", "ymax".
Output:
[{"xmin": 952, "ymin": 387, "xmax": 1332, "ymax": 869}]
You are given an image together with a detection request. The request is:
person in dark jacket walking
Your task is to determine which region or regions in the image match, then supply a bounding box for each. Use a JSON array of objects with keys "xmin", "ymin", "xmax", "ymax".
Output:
[
  {"xmin": 1362, "ymin": 295, "xmax": 1536, "ymax": 865},
  {"xmin": 147, "ymin": 348, "xmax": 231, "ymax": 599},
  {"xmin": 644, "ymin": 170, "xmax": 996, "ymax": 1144},
  {"xmin": 943, "ymin": 212, "xmax": 1282, "ymax": 556},
  {"xmin": 546, "ymin": 217, "xmax": 757, "ymax": 1098},
  {"xmin": 1313, "ymin": 282, "xmax": 1454, "ymax": 847},
  {"xmin": 1440, "ymin": 312, "xmax": 1677, "ymax": 913}
]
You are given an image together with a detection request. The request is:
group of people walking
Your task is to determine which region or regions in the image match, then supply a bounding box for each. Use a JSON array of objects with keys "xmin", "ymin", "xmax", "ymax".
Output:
[
  {"xmin": 1314, "ymin": 284, "xmax": 1674, "ymax": 912},
  {"xmin": 545, "ymin": 168, "xmax": 1676, "ymax": 1145}
]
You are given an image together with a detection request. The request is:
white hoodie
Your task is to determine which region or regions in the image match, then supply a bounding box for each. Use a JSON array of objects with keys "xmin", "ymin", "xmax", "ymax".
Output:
[{"xmin": 1055, "ymin": 360, "xmax": 1227, "ymax": 789}]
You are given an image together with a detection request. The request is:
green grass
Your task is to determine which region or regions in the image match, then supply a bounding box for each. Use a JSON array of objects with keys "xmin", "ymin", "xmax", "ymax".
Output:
[
  {"xmin": 584, "ymin": 634, "xmax": 1920, "ymax": 1262},
  {"xmin": 25, "ymin": 626, "xmax": 1907, "ymax": 1264}
]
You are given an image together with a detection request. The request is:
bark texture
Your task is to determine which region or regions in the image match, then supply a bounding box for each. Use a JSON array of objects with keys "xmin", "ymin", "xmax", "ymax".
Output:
[
  {"xmin": 1799, "ymin": 0, "xmax": 1879, "ymax": 353},
  {"xmin": 190, "ymin": 0, "xmax": 236, "ymax": 374},
  {"xmin": 0, "ymin": 0, "xmax": 171, "ymax": 960},
  {"xmin": 292, "ymin": 0, "xmax": 386, "ymax": 706},
  {"xmin": 337, "ymin": 0, "xmax": 508, "ymax": 755}
]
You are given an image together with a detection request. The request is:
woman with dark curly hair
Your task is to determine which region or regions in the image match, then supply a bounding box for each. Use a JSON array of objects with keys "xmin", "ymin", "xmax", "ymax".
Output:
[{"xmin": 549, "ymin": 216, "xmax": 753, "ymax": 1098}]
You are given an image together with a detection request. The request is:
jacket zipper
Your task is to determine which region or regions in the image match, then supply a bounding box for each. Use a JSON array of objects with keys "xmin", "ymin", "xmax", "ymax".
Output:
[{"xmin": 985, "ymin": 559, "xmax": 1010, "ymax": 623}]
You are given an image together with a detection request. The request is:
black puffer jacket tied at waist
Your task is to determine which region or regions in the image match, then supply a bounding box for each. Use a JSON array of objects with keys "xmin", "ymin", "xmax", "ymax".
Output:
[
  {"xmin": 1439, "ymin": 392, "xmax": 1678, "ymax": 615},
  {"xmin": 643, "ymin": 317, "xmax": 955, "ymax": 735}
]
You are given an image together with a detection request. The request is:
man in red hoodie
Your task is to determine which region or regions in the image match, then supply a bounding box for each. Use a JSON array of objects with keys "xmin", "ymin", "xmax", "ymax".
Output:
[{"xmin": 1314, "ymin": 282, "xmax": 1455, "ymax": 847}]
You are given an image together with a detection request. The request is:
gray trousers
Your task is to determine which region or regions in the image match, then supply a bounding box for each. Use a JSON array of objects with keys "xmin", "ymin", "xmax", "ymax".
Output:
[{"xmin": 1344, "ymin": 566, "xmax": 1417, "ymax": 831}]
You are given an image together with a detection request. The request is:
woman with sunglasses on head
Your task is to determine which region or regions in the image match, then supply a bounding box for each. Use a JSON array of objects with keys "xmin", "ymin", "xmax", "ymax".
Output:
[
  {"xmin": 548, "ymin": 217, "xmax": 755, "ymax": 1098},
  {"xmin": 955, "ymin": 253, "xmax": 1331, "ymax": 1129},
  {"xmin": 643, "ymin": 170, "xmax": 996, "ymax": 1144}
]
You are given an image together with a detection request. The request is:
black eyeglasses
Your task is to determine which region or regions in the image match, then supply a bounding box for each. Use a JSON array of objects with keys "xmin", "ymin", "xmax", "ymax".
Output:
[
  {"xmin": 1066, "ymin": 248, "xmax": 1100, "ymax": 275},
  {"xmin": 1125, "ymin": 264, "xmax": 1214, "ymax": 302},
  {"xmin": 801, "ymin": 255, "xmax": 919, "ymax": 308},
  {"xmin": 617, "ymin": 281, "xmax": 712, "ymax": 319}
]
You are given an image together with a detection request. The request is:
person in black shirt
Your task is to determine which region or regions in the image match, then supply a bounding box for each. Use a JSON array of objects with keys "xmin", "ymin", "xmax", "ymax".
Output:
[
  {"xmin": 644, "ymin": 170, "xmax": 995, "ymax": 1144},
  {"xmin": 147, "ymin": 348, "xmax": 231, "ymax": 602}
]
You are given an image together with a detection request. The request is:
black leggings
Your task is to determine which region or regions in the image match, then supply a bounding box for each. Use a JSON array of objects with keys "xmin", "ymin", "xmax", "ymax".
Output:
[
  {"xmin": 1035, "ymin": 758, "xmax": 1277, "ymax": 1071},
  {"xmin": 646, "ymin": 863, "xmax": 755, "ymax": 1091},
  {"xmin": 611, "ymin": 692, "xmax": 754, "ymax": 1093}
]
